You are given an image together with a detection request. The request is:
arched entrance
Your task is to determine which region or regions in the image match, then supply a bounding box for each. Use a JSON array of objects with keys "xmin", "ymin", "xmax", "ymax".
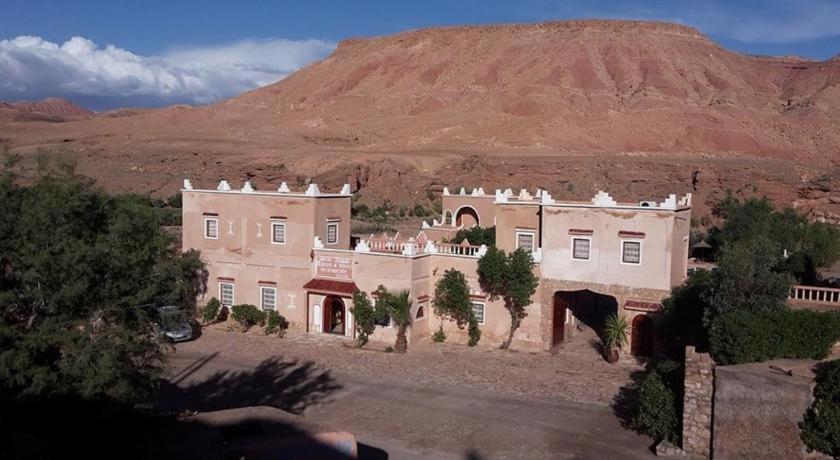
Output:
[
  {"xmin": 553, "ymin": 290, "xmax": 618, "ymax": 345},
  {"xmin": 455, "ymin": 206, "xmax": 480, "ymax": 228},
  {"xmin": 631, "ymin": 315, "xmax": 654, "ymax": 357},
  {"xmin": 443, "ymin": 210, "xmax": 454, "ymax": 226},
  {"xmin": 322, "ymin": 295, "xmax": 346, "ymax": 335},
  {"xmin": 552, "ymin": 292, "xmax": 568, "ymax": 347}
]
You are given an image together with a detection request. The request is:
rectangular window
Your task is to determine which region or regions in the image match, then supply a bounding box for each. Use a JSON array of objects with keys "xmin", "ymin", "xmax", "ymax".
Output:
[
  {"xmin": 271, "ymin": 222, "xmax": 286, "ymax": 244},
  {"xmin": 471, "ymin": 302, "xmax": 485, "ymax": 325},
  {"xmin": 572, "ymin": 238, "xmax": 591, "ymax": 260},
  {"xmin": 204, "ymin": 218, "xmax": 218, "ymax": 239},
  {"xmin": 261, "ymin": 287, "xmax": 276, "ymax": 311},
  {"xmin": 219, "ymin": 283, "xmax": 234, "ymax": 306},
  {"xmin": 326, "ymin": 222, "xmax": 339, "ymax": 244},
  {"xmin": 516, "ymin": 232, "xmax": 535, "ymax": 252},
  {"xmin": 622, "ymin": 241, "xmax": 642, "ymax": 265}
]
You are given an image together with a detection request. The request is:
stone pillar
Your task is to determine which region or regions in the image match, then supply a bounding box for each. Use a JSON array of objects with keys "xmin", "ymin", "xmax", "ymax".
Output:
[{"xmin": 682, "ymin": 346, "xmax": 715, "ymax": 458}]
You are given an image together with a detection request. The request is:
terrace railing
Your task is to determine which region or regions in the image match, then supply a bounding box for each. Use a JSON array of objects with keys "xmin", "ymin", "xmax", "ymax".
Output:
[{"xmin": 789, "ymin": 285, "xmax": 840, "ymax": 306}]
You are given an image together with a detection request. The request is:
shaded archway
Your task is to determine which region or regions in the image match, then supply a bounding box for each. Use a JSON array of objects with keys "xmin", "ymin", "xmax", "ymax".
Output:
[
  {"xmin": 322, "ymin": 295, "xmax": 346, "ymax": 335},
  {"xmin": 455, "ymin": 206, "xmax": 480, "ymax": 228},
  {"xmin": 552, "ymin": 292, "xmax": 568, "ymax": 347},
  {"xmin": 554, "ymin": 290, "xmax": 618, "ymax": 342},
  {"xmin": 631, "ymin": 315, "xmax": 654, "ymax": 357}
]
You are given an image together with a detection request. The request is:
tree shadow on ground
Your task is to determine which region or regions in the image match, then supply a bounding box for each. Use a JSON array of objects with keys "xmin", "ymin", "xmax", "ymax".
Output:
[
  {"xmin": 160, "ymin": 356, "xmax": 342, "ymax": 415},
  {"xmin": 2, "ymin": 355, "xmax": 392, "ymax": 459}
]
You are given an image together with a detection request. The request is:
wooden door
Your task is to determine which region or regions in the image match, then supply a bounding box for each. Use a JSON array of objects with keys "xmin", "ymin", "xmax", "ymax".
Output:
[
  {"xmin": 552, "ymin": 293, "xmax": 567, "ymax": 347},
  {"xmin": 631, "ymin": 315, "xmax": 654, "ymax": 357}
]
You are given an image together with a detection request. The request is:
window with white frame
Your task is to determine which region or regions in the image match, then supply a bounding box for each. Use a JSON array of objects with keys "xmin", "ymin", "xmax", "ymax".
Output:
[
  {"xmin": 572, "ymin": 237, "xmax": 591, "ymax": 260},
  {"xmin": 271, "ymin": 221, "xmax": 286, "ymax": 244},
  {"xmin": 219, "ymin": 282, "xmax": 234, "ymax": 306},
  {"xmin": 516, "ymin": 232, "xmax": 535, "ymax": 252},
  {"xmin": 622, "ymin": 240, "xmax": 642, "ymax": 264},
  {"xmin": 471, "ymin": 302, "xmax": 485, "ymax": 325},
  {"xmin": 326, "ymin": 221, "xmax": 339, "ymax": 244},
  {"xmin": 204, "ymin": 218, "xmax": 219, "ymax": 239},
  {"xmin": 260, "ymin": 286, "xmax": 277, "ymax": 310}
]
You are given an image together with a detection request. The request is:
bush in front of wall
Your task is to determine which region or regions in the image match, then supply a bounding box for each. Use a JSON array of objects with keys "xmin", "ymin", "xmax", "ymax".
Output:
[
  {"xmin": 202, "ymin": 297, "xmax": 221, "ymax": 324},
  {"xmin": 709, "ymin": 309, "xmax": 840, "ymax": 365},
  {"xmin": 467, "ymin": 315, "xmax": 481, "ymax": 347},
  {"xmin": 264, "ymin": 310, "xmax": 290, "ymax": 337},
  {"xmin": 432, "ymin": 325, "xmax": 446, "ymax": 343},
  {"xmin": 634, "ymin": 360, "xmax": 684, "ymax": 445},
  {"xmin": 231, "ymin": 304, "xmax": 266, "ymax": 331},
  {"xmin": 801, "ymin": 360, "xmax": 840, "ymax": 457}
]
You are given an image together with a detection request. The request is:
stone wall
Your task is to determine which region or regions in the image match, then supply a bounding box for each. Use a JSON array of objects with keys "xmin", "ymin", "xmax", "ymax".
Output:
[
  {"xmin": 681, "ymin": 346, "xmax": 714, "ymax": 458},
  {"xmin": 712, "ymin": 360, "xmax": 817, "ymax": 459}
]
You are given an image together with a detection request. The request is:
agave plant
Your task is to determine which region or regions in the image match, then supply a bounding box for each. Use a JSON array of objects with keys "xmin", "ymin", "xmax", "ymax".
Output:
[{"xmin": 603, "ymin": 313, "xmax": 629, "ymax": 363}]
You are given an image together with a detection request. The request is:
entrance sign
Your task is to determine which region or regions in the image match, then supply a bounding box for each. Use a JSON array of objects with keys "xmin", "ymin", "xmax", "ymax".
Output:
[
  {"xmin": 316, "ymin": 255, "xmax": 352, "ymax": 280},
  {"xmin": 623, "ymin": 299, "xmax": 662, "ymax": 312}
]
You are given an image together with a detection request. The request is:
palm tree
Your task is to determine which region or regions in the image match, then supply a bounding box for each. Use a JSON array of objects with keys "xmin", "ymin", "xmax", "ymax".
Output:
[
  {"xmin": 388, "ymin": 290, "xmax": 413, "ymax": 353},
  {"xmin": 603, "ymin": 313, "xmax": 629, "ymax": 363}
]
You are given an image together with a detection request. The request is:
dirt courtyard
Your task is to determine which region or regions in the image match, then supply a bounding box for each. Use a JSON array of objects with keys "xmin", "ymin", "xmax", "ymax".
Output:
[{"xmin": 163, "ymin": 326, "xmax": 653, "ymax": 459}]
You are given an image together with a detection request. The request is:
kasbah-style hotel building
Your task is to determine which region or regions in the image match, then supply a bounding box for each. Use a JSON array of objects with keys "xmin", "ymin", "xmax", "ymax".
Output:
[{"xmin": 182, "ymin": 178, "xmax": 691, "ymax": 355}]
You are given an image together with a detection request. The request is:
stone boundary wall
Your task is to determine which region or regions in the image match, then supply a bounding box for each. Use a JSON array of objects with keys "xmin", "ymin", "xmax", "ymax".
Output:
[{"xmin": 681, "ymin": 346, "xmax": 714, "ymax": 458}]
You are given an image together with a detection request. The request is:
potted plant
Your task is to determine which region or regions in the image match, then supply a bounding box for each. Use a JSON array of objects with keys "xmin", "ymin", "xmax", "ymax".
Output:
[{"xmin": 603, "ymin": 313, "xmax": 629, "ymax": 363}]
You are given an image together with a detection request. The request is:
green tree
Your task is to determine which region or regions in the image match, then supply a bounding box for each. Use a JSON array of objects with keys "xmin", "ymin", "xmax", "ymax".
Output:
[
  {"xmin": 477, "ymin": 247, "xmax": 539, "ymax": 349},
  {"xmin": 801, "ymin": 360, "xmax": 840, "ymax": 456},
  {"xmin": 451, "ymin": 226, "xmax": 496, "ymax": 247},
  {"xmin": 634, "ymin": 360, "xmax": 683, "ymax": 444},
  {"xmin": 702, "ymin": 238, "xmax": 792, "ymax": 325},
  {"xmin": 661, "ymin": 269, "xmax": 712, "ymax": 351},
  {"xmin": 0, "ymin": 167, "xmax": 206, "ymax": 406},
  {"xmin": 350, "ymin": 290, "xmax": 377, "ymax": 347},
  {"xmin": 376, "ymin": 288, "xmax": 412, "ymax": 353},
  {"xmin": 432, "ymin": 269, "xmax": 481, "ymax": 346}
]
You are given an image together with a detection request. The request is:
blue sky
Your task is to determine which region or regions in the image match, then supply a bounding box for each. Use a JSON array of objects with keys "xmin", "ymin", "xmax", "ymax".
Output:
[{"xmin": 2, "ymin": 0, "xmax": 839, "ymax": 109}]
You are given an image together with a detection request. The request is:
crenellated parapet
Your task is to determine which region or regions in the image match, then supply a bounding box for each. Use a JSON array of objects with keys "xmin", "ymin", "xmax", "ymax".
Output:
[{"xmin": 181, "ymin": 179, "xmax": 353, "ymax": 197}]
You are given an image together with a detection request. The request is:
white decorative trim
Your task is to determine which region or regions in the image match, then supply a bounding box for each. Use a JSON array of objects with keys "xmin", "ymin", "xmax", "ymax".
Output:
[
  {"xmin": 540, "ymin": 190, "xmax": 555, "ymax": 205},
  {"xmin": 204, "ymin": 217, "xmax": 219, "ymax": 239},
  {"xmin": 278, "ymin": 181, "xmax": 290, "ymax": 193},
  {"xmin": 241, "ymin": 181, "xmax": 255, "ymax": 193},
  {"xmin": 477, "ymin": 244, "xmax": 488, "ymax": 257},
  {"xmin": 217, "ymin": 180, "xmax": 232, "ymax": 191},
  {"xmin": 459, "ymin": 187, "xmax": 466, "ymax": 195},
  {"xmin": 270, "ymin": 222, "xmax": 286, "ymax": 245},
  {"xmin": 421, "ymin": 220, "xmax": 431, "ymax": 229},
  {"xmin": 313, "ymin": 236, "xmax": 324, "ymax": 249},
  {"xmin": 620, "ymin": 239, "xmax": 643, "ymax": 266},
  {"xmin": 592, "ymin": 191, "xmax": 616, "ymax": 207},
  {"xmin": 260, "ymin": 286, "xmax": 277, "ymax": 311},
  {"xmin": 219, "ymin": 282, "xmax": 235, "ymax": 307},
  {"xmin": 515, "ymin": 230, "xmax": 536, "ymax": 252},
  {"xmin": 495, "ymin": 189, "xmax": 507, "ymax": 202},
  {"xmin": 340, "ymin": 184, "xmax": 351, "ymax": 195},
  {"xmin": 182, "ymin": 179, "xmax": 193, "ymax": 190},
  {"xmin": 659, "ymin": 194, "xmax": 677, "ymax": 210},
  {"xmin": 443, "ymin": 187, "xmax": 450, "ymax": 195},
  {"xmin": 355, "ymin": 239, "xmax": 370, "ymax": 252},
  {"xmin": 305, "ymin": 183, "xmax": 321, "ymax": 196}
]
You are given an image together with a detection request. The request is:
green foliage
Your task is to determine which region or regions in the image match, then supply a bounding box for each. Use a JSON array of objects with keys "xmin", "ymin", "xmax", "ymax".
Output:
[
  {"xmin": 375, "ymin": 287, "xmax": 412, "ymax": 352},
  {"xmin": 264, "ymin": 310, "xmax": 289, "ymax": 337},
  {"xmin": 0, "ymin": 166, "xmax": 206, "ymax": 406},
  {"xmin": 709, "ymin": 309, "xmax": 840, "ymax": 365},
  {"xmin": 452, "ymin": 226, "xmax": 496, "ymax": 247},
  {"xmin": 467, "ymin": 316, "xmax": 481, "ymax": 347},
  {"xmin": 384, "ymin": 346, "xmax": 395, "ymax": 353},
  {"xmin": 702, "ymin": 238, "xmax": 792, "ymax": 325},
  {"xmin": 202, "ymin": 297, "xmax": 221, "ymax": 324},
  {"xmin": 708, "ymin": 195, "xmax": 840, "ymax": 283},
  {"xmin": 603, "ymin": 313, "xmax": 630, "ymax": 351},
  {"xmin": 661, "ymin": 269, "xmax": 712, "ymax": 351},
  {"xmin": 432, "ymin": 325, "xmax": 446, "ymax": 343},
  {"xmin": 350, "ymin": 290, "xmax": 378, "ymax": 347},
  {"xmin": 477, "ymin": 247, "xmax": 539, "ymax": 349},
  {"xmin": 412, "ymin": 204, "xmax": 428, "ymax": 217},
  {"xmin": 230, "ymin": 304, "xmax": 266, "ymax": 330},
  {"xmin": 801, "ymin": 360, "xmax": 840, "ymax": 456},
  {"xmin": 433, "ymin": 269, "xmax": 473, "ymax": 327},
  {"xmin": 634, "ymin": 360, "xmax": 684, "ymax": 444}
]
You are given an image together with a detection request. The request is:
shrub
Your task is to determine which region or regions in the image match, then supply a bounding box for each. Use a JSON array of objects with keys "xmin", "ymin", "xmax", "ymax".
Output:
[
  {"xmin": 709, "ymin": 309, "xmax": 840, "ymax": 365},
  {"xmin": 350, "ymin": 291, "xmax": 378, "ymax": 347},
  {"xmin": 264, "ymin": 310, "xmax": 289, "ymax": 337},
  {"xmin": 432, "ymin": 325, "xmax": 446, "ymax": 343},
  {"xmin": 202, "ymin": 297, "xmax": 221, "ymax": 324},
  {"xmin": 452, "ymin": 226, "xmax": 496, "ymax": 247},
  {"xmin": 801, "ymin": 360, "xmax": 840, "ymax": 456},
  {"xmin": 384, "ymin": 346, "xmax": 395, "ymax": 353},
  {"xmin": 231, "ymin": 304, "xmax": 266, "ymax": 330},
  {"xmin": 634, "ymin": 361, "xmax": 683, "ymax": 444},
  {"xmin": 467, "ymin": 316, "xmax": 481, "ymax": 347}
]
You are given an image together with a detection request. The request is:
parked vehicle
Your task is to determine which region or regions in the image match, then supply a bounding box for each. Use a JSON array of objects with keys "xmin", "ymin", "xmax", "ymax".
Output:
[{"xmin": 152, "ymin": 305, "xmax": 194, "ymax": 342}]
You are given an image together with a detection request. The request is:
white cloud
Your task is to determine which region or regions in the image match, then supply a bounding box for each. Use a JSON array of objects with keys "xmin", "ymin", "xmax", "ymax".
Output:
[{"xmin": 0, "ymin": 35, "xmax": 335, "ymax": 110}]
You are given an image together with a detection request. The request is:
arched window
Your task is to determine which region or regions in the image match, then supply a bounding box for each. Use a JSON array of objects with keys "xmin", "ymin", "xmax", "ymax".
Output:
[{"xmin": 416, "ymin": 305, "xmax": 425, "ymax": 319}]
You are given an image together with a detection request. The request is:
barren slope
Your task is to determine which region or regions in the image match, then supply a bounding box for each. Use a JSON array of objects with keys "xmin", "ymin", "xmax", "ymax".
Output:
[{"xmin": 1, "ymin": 20, "xmax": 838, "ymax": 221}]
